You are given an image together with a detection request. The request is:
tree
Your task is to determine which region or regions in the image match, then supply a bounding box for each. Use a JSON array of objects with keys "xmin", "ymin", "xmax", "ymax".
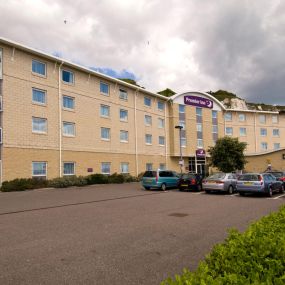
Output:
[
  {"xmin": 118, "ymin": 78, "xmax": 144, "ymax": 88},
  {"xmin": 157, "ymin": 88, "xmax": 176, "ymax": 97},
  {"xmin": 208, "ymin": 137, "xmax": 247, "ymax": 173}
]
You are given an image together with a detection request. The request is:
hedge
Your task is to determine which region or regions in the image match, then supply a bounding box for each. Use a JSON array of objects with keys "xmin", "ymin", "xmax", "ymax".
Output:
[
  {"xmin": 162, "ymin": 205, "xmax": 285, "ymax": 285},
  {"xmin": 1, "ymin": 173, "xmax": 139, "ymax": 192}
]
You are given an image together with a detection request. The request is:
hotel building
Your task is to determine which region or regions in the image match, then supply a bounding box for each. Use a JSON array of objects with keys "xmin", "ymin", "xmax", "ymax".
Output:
[{"xmin": 0, "ymin": 37, "xmax": 284, "ymax": 182}]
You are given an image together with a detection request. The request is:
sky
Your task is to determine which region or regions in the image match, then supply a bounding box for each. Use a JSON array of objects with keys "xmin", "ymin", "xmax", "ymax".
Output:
[{"xmin": 0, "ymin": 0, "xmax": 284, "ymax": 104}]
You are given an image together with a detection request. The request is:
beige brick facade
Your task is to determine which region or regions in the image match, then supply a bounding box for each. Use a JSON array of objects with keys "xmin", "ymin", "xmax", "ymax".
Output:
[{"xmin": 0, "ymin": 38, "xmax": 285, "ymax": 182}]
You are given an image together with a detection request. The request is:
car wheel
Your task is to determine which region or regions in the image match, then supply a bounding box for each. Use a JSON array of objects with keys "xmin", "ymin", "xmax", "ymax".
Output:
[
  {"xmin": 161, "ymin": 183, "xmax": 167, "ymax": 191},
  {"xmin": 197, "ymin": 184, "xmax": 202, "ymax": 192},
  {"xmin": 144, "ymin": 187, "xmax": 150, "ymax": 190},
  {"xmin": 279, "ymin": 185, "xmax": 284, "ymax": 194},
  {"xmin": 228, "ymin": 185, "xmax": 234, "ymax": 195},
  {"xmin": 267, "ymin": 187, "xmax": 273, "ymax": 197},
  {"xmin": 205, "ymin": 190, "xmax": 211, "ymax": 194}
]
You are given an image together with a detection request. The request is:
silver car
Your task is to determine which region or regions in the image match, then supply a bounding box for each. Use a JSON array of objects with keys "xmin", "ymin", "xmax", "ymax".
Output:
[
  {"xmin": 236, "ymin": 173, "xmax": 284, "ymax": 197},
  {"xmin": 203, "ymin": 173, "xmax": 237, "ymax": 194}
]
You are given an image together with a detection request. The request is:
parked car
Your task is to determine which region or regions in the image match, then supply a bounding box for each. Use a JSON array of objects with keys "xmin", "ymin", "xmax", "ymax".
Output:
[
  {"xmin": 203, "ymin": 173, "xmax": 237, "ymax": 194},
  {"xmin": 236, "ymin": 173, "xmax": 284, "ymax": 197},
  {"xmin": 141, "ymin": 170, "xmax": 180, "ymax": 191},
  {"xmin": 266, "ymin": 171, "xmax": 285, "ymax": 187},
  {"xmin": 178, "ymin": 173, "xmax": 203, "ymax": 191}
]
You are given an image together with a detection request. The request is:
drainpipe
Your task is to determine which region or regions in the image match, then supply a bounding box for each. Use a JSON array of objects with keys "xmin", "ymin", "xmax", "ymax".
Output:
[
  {"xmin": 164, "ymin": 102, "xmax": 167, "ymax": 169},
  {"xmin": 134, "ymin": 89, "xmax": 139, "ymax": 176},
  {"xmin": 254, "ymin": 112, "xmax": 257, "ymax": 152},
  {"xmin": 58, "ymin": 62, "xmax": 64, "ymax": 177}
]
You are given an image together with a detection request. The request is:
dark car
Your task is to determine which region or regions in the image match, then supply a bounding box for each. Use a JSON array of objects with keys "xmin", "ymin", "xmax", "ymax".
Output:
[
  {"xmin": 178, "ymin": 173, "xmax": 203, "ymax": 191},
  {"xmin": 266, "ymin": 171, "xmax": 285, "ymax": 187},
  {"xmin": 236, "ymin": 173, "xmax": 284, "ymax": 197}
]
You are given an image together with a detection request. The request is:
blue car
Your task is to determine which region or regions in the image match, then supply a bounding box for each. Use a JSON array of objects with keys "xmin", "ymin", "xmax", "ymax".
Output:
[
  {"xmin": 141, "ymin": 170, "xmax": 180, "ymax": 191},
  {"xmin": 236, "ymin": 173, "xmax": 284, "ymax": 197}
]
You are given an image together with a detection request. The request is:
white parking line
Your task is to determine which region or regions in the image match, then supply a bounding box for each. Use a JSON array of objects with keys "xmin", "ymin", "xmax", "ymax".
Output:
[{"xmin": 272, "ymin": 193, "xmax": 285, "ymax": 200}]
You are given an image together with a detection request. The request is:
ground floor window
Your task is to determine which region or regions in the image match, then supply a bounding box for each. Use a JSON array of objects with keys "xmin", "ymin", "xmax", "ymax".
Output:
[
  {"xmin": 120, "ymin": 162, "xmax": 129, "ymax": 173},
  {"xmin": 159, "ymin": 163, "xmax": 166, "ymax": 170},
  {"xmin": 101, "ymin": 162, "xmax": 111, "ymax": 174},
  {"xmin": 146, "ymin": 163, "xmax": 153, "ymax": 171},
  {"xmin": 32, "ymin": 162, "xmax": 47, "ymax": 178},
  {"xmin": 63, "ymin": 162, "xmax": 75, "ymax": 175}
]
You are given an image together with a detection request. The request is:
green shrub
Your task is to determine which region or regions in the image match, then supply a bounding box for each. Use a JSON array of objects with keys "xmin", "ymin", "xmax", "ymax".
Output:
[
  {"xmin": 122, "ymin": 174, "xmax": 139, "ymax": 182},
  {"xmin": 48, "ymin": 176, "xmax": 88, "ymax": 188},
  {"xmin": 1, "ymin": 178, "xmax": 48, "ymax": 192},
  {"xmin": 137, "ymin": 172, "xmax": 145, "ymax": 181},
  {"xmin": 86, "ymin": 173, "xmax": 109, "ymax": 185},
  {"xmin": 108, "ymin": 173, "xmax": 125, "ymax": 184},
  {"xmin": 162, "ymin": 205, "xmax": 285, "ymax": 285}
]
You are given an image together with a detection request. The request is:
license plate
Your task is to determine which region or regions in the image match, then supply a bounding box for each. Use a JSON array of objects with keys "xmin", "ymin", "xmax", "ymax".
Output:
[
  {"xmin": 243, "ymin": 182, "xmax": 253, "ymax": 185},
  {"xmin": 181, "ymin": 184, "xmax": 188, "ymax": 187},
  {"xmin": 145, "ymin": 179, "xmax": 153, "ymax": 183}
]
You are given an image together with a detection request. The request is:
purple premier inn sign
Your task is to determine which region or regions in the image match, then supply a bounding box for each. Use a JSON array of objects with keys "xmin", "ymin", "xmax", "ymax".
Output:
[
  {"xmin": 184, "ymin": 95, "xmax": 213, "ymax": 109},
  {"xmin": 196, "ymin": 149, "xmax": 206, "ymax": 157}
]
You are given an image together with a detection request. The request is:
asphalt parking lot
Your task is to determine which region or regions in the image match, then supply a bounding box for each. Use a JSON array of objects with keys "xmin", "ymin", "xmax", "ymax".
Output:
[{"xmin": 0, "ymin": 183, "xmax": 284, "ymax": 285}]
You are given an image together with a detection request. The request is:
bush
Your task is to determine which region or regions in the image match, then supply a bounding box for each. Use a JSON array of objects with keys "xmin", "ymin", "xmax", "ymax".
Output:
[
  {"xmin": 107, "ymin": 173, "xmax": 125, "ymax": 184},
  {"xmin": 162, "ymin": 205, "xmax": 285, "ymax": 285},
  {"xmin": 48, "ymin": 176, "xmax": 88, "ymax": 188},
  {"xmin": 86, "ymin": 173, "xmax": 109, "ymax": 185},
  {"xmin": 1, "ymin": 178, "xmax": 48, "ymax": 192},
  {"xmin": 122, "ymin": 174, "xmax": 139, "ymax": 182}
]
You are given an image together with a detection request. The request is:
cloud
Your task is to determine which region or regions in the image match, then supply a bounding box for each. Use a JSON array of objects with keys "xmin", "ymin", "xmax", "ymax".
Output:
[{"xmin": 0, "ymin": 0, "xmax": 284, "ymax": 104}]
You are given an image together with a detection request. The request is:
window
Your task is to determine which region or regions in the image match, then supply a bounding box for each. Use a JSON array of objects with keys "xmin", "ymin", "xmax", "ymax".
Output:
[
  {"xmin": 239, "ymin": 127, "xmax": 246, "ymax": 136},
  {"xmin": 225, "ymin": 113, "xmax": 232, "ymax": 121},
  {"xmin": 181, "ymin": 138, "xmax": 186, "ymax": 147},
  {"xmin": 261, "ymin": 142, "xmax": 268, "ymax": 150},
  {"xmin": 212, "ymin": 125, "xmax": 218, "ymax": 133},
  {"xmin": 159, "ymin": 136, "xmax": 165, "ymax": 146},
  {"xmin": 62, "ymin": 70, "xmax": 74, "ymax": 84},
  {"xmin": 274, "ymin": 143, "xmax": 280, "ymax": 150},
  {"xmin": 145, "ymin": 134, "xmax": 152, "ymax": 144},
  {"xmin": 146, "ymin": 163, "xmax": 153, "ymax": 171},
  {"xmin": 63, "ymin": 96, "xmax": 74, "ymax": 110},
  {"xmin": 196, "ymin": 107, "xmax": 202, "ymax": 116},
  {"xmin": 179, "ymin": 121, "xmax": 185, "ymax": 129},
  {"xmin": 100, "ymin": 105, "xmax": 110, "ymax": 117},
  {"xmin": 259, "ymin": 114, "xmax": 266, "ymax": 124},
  {"xmin": 119, "ymin": 89, "xmax": 127, "ymax": 100},
  {"xmin": 272, "ymin": 115, "xmax": 278, "ymax": 124},
  {"xmin": 212, "ymin": 110, "xmax": 218, "ymax": 118},
  {"xmin": 144, "ymin": 97, "xmax": 151, "ymax": 107},
  {"xmin": 239, "ymin": 113, "xmax": 246, "ymax": 121},
  {"xmin": 101, "ymin": 127, "xmax": 110, "ymax": 140},
  {"xmin": 101, "ymin": 162, "xmax": 111, "ymax": 174},
  {"xmin": 145, "ymin": 115, "xmax": 152, "ymax": 126},
  {"xmin": 197, "ymin": 123, "xmax": 203, "ymax": 132},
  {"xmin": 100, "ymin": 82, "xmax": 109, "ymax": 95},
  {"xmin": 120, "ymin": 162, "xmax": 129, "ymax": 173},
  {"xmin": 157, "ymin": 101, "xmax": 165, "ymax": 111},
  {"xmin": 179, "ymin": 104, "xmax": 185, "ymax": 113},
  {"xmin": 120, "ymin": 130, "xmax": 128, "ymax": 142},
  {"xmin": 0, "ymin": 128, "xmax": 2, "ymax": 144},
  {"xmin": 63, "ymin": 122, "xmax": 75, "ymax": 136},
  {"xmin": 260, "ymin": 128, "xmax": 267, "ymax": 136},
  {"xmin": 120, "ymin": 109, "xmax": 128, "ymax": 121},
  {"xmin": 63, "ymin": 162, "xmax": 75, "ymax": 175},
  {"xmin": 197, "ymin": 139, "xmax": 203, "ymax": 148},
  {"xmin": 159, "ymin": 163, "xmax": 166, "ymax": 170},
  {"xmin": 158, "ymin": 118, "xmax": 165, "ymax": 128},
  {"xmin": 32, "ymin": 88, "xmax": 46, "ymax": 104},
  {"xmin": 225, "ymin": 127, "xmax": 233, "ymax": 136},
  {"xmin": 32, "ymin": 162, "xmax": 47, "ymax": 177},
  {"xmin": 32, "ymin": 117, "xmax": 47, "ymax": 133},
  {"xmin": 32, "ymin": 60, "xmax": 46, "ymax": 76},
  {"xmin": 273, "ymin": 129, "xmax": 279, "ymax": 137}
]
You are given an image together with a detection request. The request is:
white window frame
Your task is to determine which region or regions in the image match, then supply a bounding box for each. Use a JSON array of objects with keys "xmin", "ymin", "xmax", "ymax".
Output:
[
  {"xmin": 157, "ymin": 101, "xmax": 165, "ymax": 111},
  {"xmin": 261, "ymin": 142, "xmax": 268, "ymax": 151},
  {"xmin": 238, "ymin": 113, "xmax": 246, "ymax": 122},
  {"xmin": 32, "ymin": 117, "xmax": 47, "ymax": 134},
  {"xmin": 274, "ymin": 143, "xmax": 280, "ymax": 150},
  {"xmin": 146, "ymin": 163, "xmax": 153, "ymax": 171},
  {"xmin": 145, "ymin": 134, "xmax": 152, "ymax": 145},
  {"xmin": 159, "ymin": 163, "xmax": 166, "ymax": 170},
  {"xmin": 144, "ymin": 115, "xmax": 152, "ymax": 126},
  {"xmin": 120, "ymin": 130, "xmax": 129, "ymax": 143},
  {"xmin": 32, "ymin": 162, "xmax": 47, "ymax": 178},
  {"xmin": 197, "ymin": 139, "xmax": 203, "ymax": 148},
  {"xmin": 181, "ymin": 137, "xmax": 186, "ymax": 147},
  {"xmin": 120, "ymin": 162, "xmax": 129, "ymax": 174},
  {"xmin": 239, "ymin": 127, "xmax": 247, "ymax": 136},
  {"xmin": 197, "ymin": 123, "xmax": 203, "ymax": 132},
  {"xmin": 101, "ymin": 127, "xmax": 110, "ymax": 141},
  {"xmin": 259, "ymin": 114, "xmax": 266, "ymax": 124},
  {"xmin": 144, "ymin": 97, "xmax": 151, "ymax": 107},
  {"xmin": 212, "ymin": 110, "xmax": 218, "ymax": 119},
  {"xmin": 272, "ymin": 115, "xmax": 278, "ymax": 124},
  {"xmin": 62, "ymin": 69, "xmax": 74, "ymax": 84},
  {"xmin": 0, "ymin": 95, "xmax": 2, "ymax": 111},
  {"xmin": 179, "ymin": 104, "xmax": 185, "ymax": 113},
  {"xmin": 159, "ymin": 136, "xmax": 165, "ymax": 146},
  {"xmin": 119, "ymin": 89, "xmax": 128, "ymax": 100},
  {"xmin": 100, "ymin": 104, "xmax": 110, "ymax": 118},
  {"xmin": 63, "ymin": 162, "xmax": 75, "ymax": 176},
  {"xmin": 32, "ymin": 59, "xmax": 46, "ymax": 77},
  {"xmin": 119, "ymin": 109, "xmax": 128, "ymax": 122},
  {"xmin": 62, "ymin": 95, "xmax": 75, "ymax": 110},
  {"xmin": 101, "ymin": 162, "xmax": 111, "ymax": 174},
  {"xmin": 32, "ymin": 88, "xmax": 46, "ymax": 105},
  {"xmin": 273, "ymin": 129, "xmax": 279, "ymax": 137},
  {"xmin": 260, "ymin": 128, "xmax": 267, "ymax": 137},
  {"xmin": 0, "ymin": 127, "xmax": 2, "ymax": 144},
  {"xmin": 100, "ymin": 81, "xmax": 109, "ymax": 96},
  {"xmin": 225, "ymin": 127, "xmax": 233, "ymax": 136},
  {"xmin": 63, "ymin": 122, "xmax": 75, "ymax": 137},
  {"xmin": 225, "ymin": 113, "xmax": 232, "ymax": 121},
  {"xmin": 158, "ymin": 118, "xmax": 165, "ymax": 129}
]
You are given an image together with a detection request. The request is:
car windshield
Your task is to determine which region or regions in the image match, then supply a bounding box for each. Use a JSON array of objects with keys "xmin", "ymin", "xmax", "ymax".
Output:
[
  {"xmin": 207, "ymin": 173, "xmax": 225, "ymax": 180},
  {"xmin": 270, "ymin": 172, "xmax": 283, "ymax": 178}
]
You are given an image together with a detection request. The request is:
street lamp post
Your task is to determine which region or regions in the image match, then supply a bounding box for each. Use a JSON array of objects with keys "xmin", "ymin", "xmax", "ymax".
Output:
[{"xmin": 175, "ymin": 125, "xmax": 183, "ymax": 173}]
